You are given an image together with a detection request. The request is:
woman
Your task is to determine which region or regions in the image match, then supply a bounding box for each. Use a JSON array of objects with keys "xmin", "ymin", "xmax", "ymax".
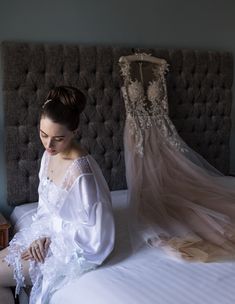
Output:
[{"xmin": 0, "ymin": 86, "xmax": 115, "ymax": 304}]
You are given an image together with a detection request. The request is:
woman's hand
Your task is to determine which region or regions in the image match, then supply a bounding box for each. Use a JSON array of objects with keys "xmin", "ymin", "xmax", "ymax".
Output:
[{"xmin": 21, "ymin": 237, "xmax": 51, "ymax": 263}]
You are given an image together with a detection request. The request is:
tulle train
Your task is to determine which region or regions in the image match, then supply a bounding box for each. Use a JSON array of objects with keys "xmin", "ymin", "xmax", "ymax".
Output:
[{"xmin": 124, "ymin": 118, "xmax": 235, "ymax": 262}]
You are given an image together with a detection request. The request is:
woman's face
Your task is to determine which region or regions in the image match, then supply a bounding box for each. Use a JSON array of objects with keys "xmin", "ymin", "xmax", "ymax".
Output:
[{"xmin": 39, "ymin": 116, "xmax": 75, "ymax": 156}]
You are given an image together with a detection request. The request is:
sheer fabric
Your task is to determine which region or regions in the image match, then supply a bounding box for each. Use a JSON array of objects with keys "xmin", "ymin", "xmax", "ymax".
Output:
[
  {"xmin": 5, "ymin": 152, "xmax": 115, "ymax": 303},
  {"xmin": 119, "ymin": 55, "xmax": 235, "ymax": 262}
]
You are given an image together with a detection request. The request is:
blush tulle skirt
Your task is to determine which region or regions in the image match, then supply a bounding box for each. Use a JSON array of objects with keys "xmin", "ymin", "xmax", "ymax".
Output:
[{"xmin": 124, "ymin": 117, "xmax": 235, "ymax": 262}]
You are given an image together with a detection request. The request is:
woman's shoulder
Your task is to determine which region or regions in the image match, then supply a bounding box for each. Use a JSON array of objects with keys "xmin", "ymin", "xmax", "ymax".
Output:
[
  {"xmin": 72, "ymin": 154, "xmax": 104, "ymax": 183},
  {"xmin": 73, "ymin": 154, "xmax": 92, "ymax": 174}
]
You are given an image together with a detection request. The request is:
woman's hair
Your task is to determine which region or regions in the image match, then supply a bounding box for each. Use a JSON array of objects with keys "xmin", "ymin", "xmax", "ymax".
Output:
[{"xmin": 41, "ymin": 86, "xmax": 86, "ymax": 131}]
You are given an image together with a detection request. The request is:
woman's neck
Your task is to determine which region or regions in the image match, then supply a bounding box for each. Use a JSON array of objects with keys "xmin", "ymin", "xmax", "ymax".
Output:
[{"xmin": 57, "ymin": 140, "xmax": 88, "ymax": 160}]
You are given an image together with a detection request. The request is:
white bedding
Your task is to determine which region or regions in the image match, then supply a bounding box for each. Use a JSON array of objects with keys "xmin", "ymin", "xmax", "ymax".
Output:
[{"xmin": 11, "ymin": 190, "xmax": 235, "ymax": 304}]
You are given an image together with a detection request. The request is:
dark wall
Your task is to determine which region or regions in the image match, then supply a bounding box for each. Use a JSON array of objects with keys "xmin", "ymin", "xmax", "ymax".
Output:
[{"xmin": 0, "ymin": 0, "xmax": 235, "ymax": 215}]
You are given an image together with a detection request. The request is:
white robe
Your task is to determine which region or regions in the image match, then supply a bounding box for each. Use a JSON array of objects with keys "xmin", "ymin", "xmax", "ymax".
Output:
[{"xmin": 5, "ymin": 151, "xmax": 115, "ymax": 303}]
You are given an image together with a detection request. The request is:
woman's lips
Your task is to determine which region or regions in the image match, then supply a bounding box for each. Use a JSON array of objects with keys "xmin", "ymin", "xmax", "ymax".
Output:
[{"xmin": 46, "ymin": 149, "xmax": 56, "ymax": 154}]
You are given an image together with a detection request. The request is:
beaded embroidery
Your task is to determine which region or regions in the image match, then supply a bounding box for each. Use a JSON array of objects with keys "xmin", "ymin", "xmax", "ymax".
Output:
[{"xmin": 119, "ymin": 55, "xmax": 187, "ymax": 156}]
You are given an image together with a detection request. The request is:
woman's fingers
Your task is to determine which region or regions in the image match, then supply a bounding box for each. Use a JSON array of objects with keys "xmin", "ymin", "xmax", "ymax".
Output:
[
  {"xmin": 22, "ymin": 254, "xmax": 31, "ymax": 261},
  {"xmin": 35, "ymin": 239, "xmax": 48, "ymax": 262},
  {"xmin": 30, "ymin": 244, "xmax": 42, "ymax": 263},
  {"xmin": 31, "ymin": 247, "xmax": 43, "ymax": 263},
  {"xmin": 27, "ymin": 237, "xmax": 51, "ymax": 263},
  {"xmin": 44, "ymin": 238, "xmax": 51, "ymax": 251},
  {"xmin": 29, "ymin": 247, "xmax": 37, "ymax": 261},
  {"xmin": 21, "ymin": 250, "xmax": 33, "ymax": 261},
  {"xmin": 37, "ymin": 241, "xmax": 45, "ymax": 259},
  {"xmin": 21, "ymin": 250, "xmax": 27, "ymax": 258}
]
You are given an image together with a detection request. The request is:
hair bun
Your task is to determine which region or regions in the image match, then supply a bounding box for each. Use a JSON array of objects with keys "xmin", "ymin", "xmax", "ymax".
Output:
[
  {"xmin": 41, "ymin": 86, "xmax": 87, "ymax": 131},
  {"xmin": 46, "ymin": 86, "xmax": 86, "ymax": 114}
]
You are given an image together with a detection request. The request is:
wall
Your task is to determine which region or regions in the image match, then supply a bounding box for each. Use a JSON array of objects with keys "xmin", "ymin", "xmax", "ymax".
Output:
[{"xmin": 0, "ymin": 0, "xmax": 235, "ymax": 216}]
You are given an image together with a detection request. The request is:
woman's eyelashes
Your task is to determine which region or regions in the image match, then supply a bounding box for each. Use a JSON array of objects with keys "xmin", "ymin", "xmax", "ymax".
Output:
[
  {"xmin": 52, "ymin": 139, "xmax": 63, "ymax": 143},
  {"xmin": 40, "ymin": 133, "xmax": 64, "ymax": 142},
  {"xmin": 53, "ymin": 138, "xmax": 64, "ymax": 142}
]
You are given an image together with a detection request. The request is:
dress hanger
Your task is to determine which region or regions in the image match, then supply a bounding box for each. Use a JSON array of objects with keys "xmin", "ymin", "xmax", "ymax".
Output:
[
  {"xmin": 119, "ymin": 52, "xmax": 166, "ymax": 65},
  {"xmin": 119, "ymin": 52, "xmax": 166, "ymax": 85}
]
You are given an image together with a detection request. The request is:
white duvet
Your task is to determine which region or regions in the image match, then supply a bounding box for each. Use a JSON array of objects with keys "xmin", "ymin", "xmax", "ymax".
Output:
[{"xmin": 11, "ymin": 190, "xmax": 235, "ymax": 304}]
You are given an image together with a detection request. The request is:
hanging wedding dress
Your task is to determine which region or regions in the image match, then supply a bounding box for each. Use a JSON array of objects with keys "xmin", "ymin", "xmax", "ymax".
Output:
[{"xmin": 119, "ymin": 53, "xmax": 235, "ymax": 262}]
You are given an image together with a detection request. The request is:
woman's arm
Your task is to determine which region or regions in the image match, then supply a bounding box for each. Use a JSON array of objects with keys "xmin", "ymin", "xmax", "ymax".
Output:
[
  {"xmin": 61, "ymin": 173, "xmax": 115, "ymax": 266},
  {"xmin": 21, "ymin": 151, "xmax": 52, "ymax": 262}
]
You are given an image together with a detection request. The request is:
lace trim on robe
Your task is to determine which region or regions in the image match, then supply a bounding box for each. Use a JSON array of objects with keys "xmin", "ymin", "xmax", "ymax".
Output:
[
  {"xmin": 5, "ymin": 153, "xmax": 93, "ymax": 297},
  {"xmin": 119, "ymin": 56, "xmax": 188, "ymax": 156},
  {"xmin": 4, "ymin": 245, "xmax": 26, "ymax": 296}
]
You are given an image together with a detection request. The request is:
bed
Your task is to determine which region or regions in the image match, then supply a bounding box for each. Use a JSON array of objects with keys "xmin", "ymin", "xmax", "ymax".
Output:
[{"xmin": 2, "ymin": 41, "xmax": 235, "ymax": 303}]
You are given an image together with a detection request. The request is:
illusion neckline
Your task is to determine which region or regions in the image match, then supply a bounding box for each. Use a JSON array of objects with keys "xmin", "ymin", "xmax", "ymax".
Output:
[{"xmin": 44, "ymin": 151, "xmax": 90, "ymax": 190}]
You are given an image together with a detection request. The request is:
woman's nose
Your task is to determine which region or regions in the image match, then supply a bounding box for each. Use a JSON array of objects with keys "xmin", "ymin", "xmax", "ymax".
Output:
[{"xmin": 46, "ymin": 139, "xmax": 54, "ymax": 148}]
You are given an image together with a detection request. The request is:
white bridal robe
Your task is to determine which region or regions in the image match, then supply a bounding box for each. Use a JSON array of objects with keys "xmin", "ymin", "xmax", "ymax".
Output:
[{"xmin": 5, "ymin": 151, "xmax": 115, "ymax": 303}]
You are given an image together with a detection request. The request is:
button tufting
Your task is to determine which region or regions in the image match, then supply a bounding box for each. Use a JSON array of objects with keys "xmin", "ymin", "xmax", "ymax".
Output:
[{"xmin": 3, "ymin": 46, "xmax": 233, "ymax": 203}]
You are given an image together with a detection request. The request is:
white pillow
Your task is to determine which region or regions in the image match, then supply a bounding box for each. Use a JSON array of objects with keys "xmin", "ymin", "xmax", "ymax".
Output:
[{"xmin": 10, "ymin": 202, "xmax": 38, "ymax": 232}]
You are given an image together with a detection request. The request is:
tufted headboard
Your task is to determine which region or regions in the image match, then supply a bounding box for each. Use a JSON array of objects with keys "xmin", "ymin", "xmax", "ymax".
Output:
[{"xmin": 2, "ymin": 41, "xmax": 233, "ymax": 206}]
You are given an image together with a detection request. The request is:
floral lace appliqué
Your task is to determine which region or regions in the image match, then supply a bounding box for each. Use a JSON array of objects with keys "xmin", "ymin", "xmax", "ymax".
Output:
[{"xmin": 119, "ymin": 56, "xmax": 187, "ymax": 156}]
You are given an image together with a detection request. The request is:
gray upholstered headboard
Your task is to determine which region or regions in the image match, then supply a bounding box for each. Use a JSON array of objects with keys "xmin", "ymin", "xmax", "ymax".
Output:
[{"xmin": 2, "ymin": 41, "xmax": 233, "ymax": 206}]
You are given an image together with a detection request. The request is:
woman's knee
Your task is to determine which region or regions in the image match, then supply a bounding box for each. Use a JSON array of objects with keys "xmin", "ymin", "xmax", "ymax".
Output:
[
  {"xmin": 0, "ymin": 255, "xmax": 15, "ymax": 287},
  {"xmin": 0, "ymin": 247, "xmax": 31, "ymax": 287}
]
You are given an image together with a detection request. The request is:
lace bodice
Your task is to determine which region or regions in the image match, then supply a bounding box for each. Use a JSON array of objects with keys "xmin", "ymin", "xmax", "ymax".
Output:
[
  {"xmin": 120, "ymin": 59, "xmax": 169, "ymax": 118},
  {"xmin": 38, "ymin": 153, "xmax": 92, "ymax": 214},
  {"xmin": 119, "ymin": 55, "xmax": 187, "ymax": 156}
]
